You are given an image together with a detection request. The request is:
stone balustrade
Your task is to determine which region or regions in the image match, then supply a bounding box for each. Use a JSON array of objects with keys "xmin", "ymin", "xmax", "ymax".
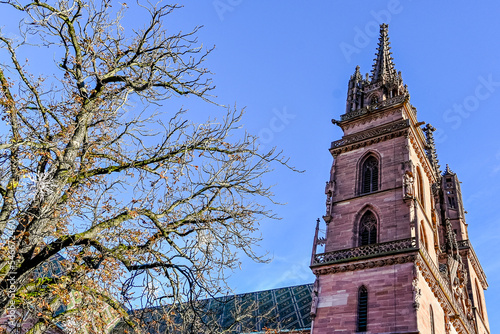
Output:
[{"xmin": 312, "ymin": 237, "xmax": 416, "ymax": 265}]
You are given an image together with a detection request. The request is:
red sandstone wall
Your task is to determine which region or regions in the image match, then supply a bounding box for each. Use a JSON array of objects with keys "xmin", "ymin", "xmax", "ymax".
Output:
[
  {"xmin": 416, "ymin": 269, "xmax": 449, "ymax": 334},
  {"xmin": 312, "ymin": 262, "xmax": 416, "ymax": 333},
  {"xmin": 326, "ymin": 136, "xmax": 411, "ymax": 252}
]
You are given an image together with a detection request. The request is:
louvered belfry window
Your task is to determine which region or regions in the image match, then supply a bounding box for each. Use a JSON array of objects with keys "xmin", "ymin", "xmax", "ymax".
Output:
[
  {"xmin": 360, "ymin": 211, "xmax": 377, "ymax": 246},
  {"xmin": 361, "ymin": 156, "xmax": 378, "ymax": 194},
  {"xmin": 357, "ymin": 286, "xmax": 368, "ymax": 332}
]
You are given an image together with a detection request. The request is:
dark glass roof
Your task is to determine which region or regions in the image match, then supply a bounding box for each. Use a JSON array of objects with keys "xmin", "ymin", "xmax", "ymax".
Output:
[
  {"xmin": 115, "ymin": 283, "xmax": 313, "ymax": 333},
  {"xmin": 33, "ymin": 253, "xmax": 66, "ymax": 279}
]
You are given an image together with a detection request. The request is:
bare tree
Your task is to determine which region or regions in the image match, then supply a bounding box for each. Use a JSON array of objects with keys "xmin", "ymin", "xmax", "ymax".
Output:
[{"xmin": 0, "ymin": 1, "xmax": 293, "ymax": 332}]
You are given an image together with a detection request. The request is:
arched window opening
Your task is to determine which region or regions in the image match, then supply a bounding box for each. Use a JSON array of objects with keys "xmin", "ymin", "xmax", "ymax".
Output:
[
  {"xmin": 417, "ymin": 167, "xmax": 425, "ymax": 208},
  {"xmin": 361, "ymin": 156, "xmax": 379, "ymax": 194},
  {"xmin": 430, "ymin": 305, "xmax": 435, "ymax": 334},
  {"xmin": 420, "ymin": 224, "xmax": 428, "ymax": 252},
  {"xmin": 476, "ymin": 280, "xmax": 484, "ymax": 319},
  {"xmin": 360, "ymin": 211, "xmax": 377, "ymax": 246},
  {"xmin": 357, "ymin": 286, "xmax": 368, "ymax": 332}
]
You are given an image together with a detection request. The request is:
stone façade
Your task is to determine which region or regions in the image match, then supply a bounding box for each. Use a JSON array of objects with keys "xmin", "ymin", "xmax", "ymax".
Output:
[{"xmin": 309, "ymin": 24, "xmax": 490, "ymax": 334}]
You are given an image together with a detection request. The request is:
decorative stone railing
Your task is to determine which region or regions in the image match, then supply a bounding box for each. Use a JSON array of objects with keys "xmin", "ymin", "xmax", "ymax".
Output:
[
  {"xmin": 312, "ymin": 237, "xmax": 416, "ymax": 266},
  {"xmin": 340, "ymin": 94, "xmax": 407, "ymax": 122}
]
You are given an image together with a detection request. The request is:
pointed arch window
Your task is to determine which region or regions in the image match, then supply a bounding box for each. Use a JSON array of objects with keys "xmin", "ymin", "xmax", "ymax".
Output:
[
  {"xmin": 361, "ymin": 156, "xmax": 379, "ymax": 194},
  {"xmin": 357, "ymin": 286, "xmax": 368, "ymax": 332},
  {"xmin": 359, "ymin": 211, "xmax": 377, "ymax": 246},
  {"xmin": 430, "ymin": 305, "xmax": 435, "ymax": 334}
]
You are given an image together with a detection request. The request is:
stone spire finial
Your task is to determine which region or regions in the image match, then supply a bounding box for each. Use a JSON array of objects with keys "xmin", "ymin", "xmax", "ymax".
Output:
[
  {"xmin": 444, "ymin": 164, "xmax": 455, "ymax": 175},
  {"xmin": 371, "ymin": 23, "xmax": 398, "ymax": 83},
  {"xmin": 354, "ymin": 65, "xmax": 362, "ymax": 80}
]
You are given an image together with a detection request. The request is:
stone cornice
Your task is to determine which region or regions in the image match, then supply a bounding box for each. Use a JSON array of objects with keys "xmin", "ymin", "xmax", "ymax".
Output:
[
  {"xmin": 311, "ymin": 252, "xmax": 417, "ymax": 276},
  {"xmin": 330, "ymin": 186, "xmax": 400, "ymax": 207},
  {"xmin": 337, "ymin": 107, "xmax": 402, "ymax": 132},
  {"xmin": 330, "ymin": 119, "xmax": 410, "ymax": 155}
]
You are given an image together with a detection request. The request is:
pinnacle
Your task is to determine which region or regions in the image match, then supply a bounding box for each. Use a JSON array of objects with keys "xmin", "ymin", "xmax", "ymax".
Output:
[
  {"xmin": 370, "ymin": 23, "xmax": 398, "ymax": 83},
  {"xmin": 444, "ymin": 164, "xmax": 455, "ymax": 175},
  {"xmin": 353, "ymin": 65, "xmax": 363, "ymax": 81}
]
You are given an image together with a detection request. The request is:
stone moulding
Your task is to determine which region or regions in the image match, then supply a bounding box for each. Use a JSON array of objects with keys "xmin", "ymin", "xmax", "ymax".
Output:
[
  {"xmin": 330, "ymin": 119, "xmax": 410, "ymax": 155},
  {"xmin": 311, "ymin": 237, "xmax": 417, "ymax": 267},
  {"xmin": 311, "ymin": 253, "xmax": 417, "ymax": 277},
  {"xmin": 340, "ymin": 94, "xmax": 407, "ymax": 122},
  {"xmin": 417, "ymin": 247, "xmax": 478, "ymax": 334}
]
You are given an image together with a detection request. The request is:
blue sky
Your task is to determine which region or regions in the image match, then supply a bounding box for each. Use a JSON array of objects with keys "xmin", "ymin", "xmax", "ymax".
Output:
[
  {"xmin": 168, "ymin": 1, "xmax": 500, "ymax": 330},
  {"xmin": 2, "ymin": 0, "xmax": 500, "ymax": 331}
]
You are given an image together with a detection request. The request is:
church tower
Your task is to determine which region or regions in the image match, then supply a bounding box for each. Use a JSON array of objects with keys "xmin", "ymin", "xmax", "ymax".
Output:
[{"xmin": 310, "ymin": 24, "xmax": 490, "ymax": 334}]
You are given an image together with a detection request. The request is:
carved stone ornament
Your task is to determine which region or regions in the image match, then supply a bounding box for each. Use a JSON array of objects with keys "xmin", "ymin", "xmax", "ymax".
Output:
[
  {"xmin": 325, "ymin": 190, "xmax": 332, "ymax": 215},
  {"xmin": 444, "ymin": 314, "xmax": 451, "ymax": 334},
  {"xmin": 310, "ymin": 277, "xmax": 320, "ymax": 318},
  {"xmin": 412, "ymin": 276, "xmax": 421, "ymax": 310},
  {"xmin": 403, "ymin": 170, "xmax": 414, "ymax": 199}
]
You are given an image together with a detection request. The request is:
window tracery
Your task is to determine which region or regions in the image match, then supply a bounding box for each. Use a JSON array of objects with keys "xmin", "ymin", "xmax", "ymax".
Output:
[
  {"xmin": 361, "ymin": 156, "xmax": 379, "ymax": 194},
  {"xmin": 360, "ymin": 211, "xmax": 377, "ymax": 246}
]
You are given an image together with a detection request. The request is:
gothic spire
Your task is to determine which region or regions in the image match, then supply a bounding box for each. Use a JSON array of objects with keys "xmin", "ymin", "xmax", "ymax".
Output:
[{"xmin": 371, "ymin": 23, "xmax": 398, "ymax": 83}]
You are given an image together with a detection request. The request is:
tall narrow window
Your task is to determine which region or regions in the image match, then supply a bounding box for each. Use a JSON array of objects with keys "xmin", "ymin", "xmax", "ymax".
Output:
[
  {"xmin": 361, "ymin": 156, "xmax": 379, "ymax": 194},
  {"xmin": 360, "ymin": 211, "xmax": 377, "ymax": 246},
  {"xmin": 420, "ymin": 224, "xmax": 429, "ymax": 252},
  {"xmin": 417, "ymin": 167, "xmax": 425, "ymax": 207},
  {"xmin": 447, "ymin": 196, "xmax": 456, "ymax": 209},
  {"xmin": 429, "ymin": 305, "xmax": 435, "ymax": 334},
  {"xmin": 357, "ymin": 286, "xmax": 368, "ymax": 332},
  {"xmin": 476, "ymin": 280, "xmax": 484, "ymax": 319}
]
